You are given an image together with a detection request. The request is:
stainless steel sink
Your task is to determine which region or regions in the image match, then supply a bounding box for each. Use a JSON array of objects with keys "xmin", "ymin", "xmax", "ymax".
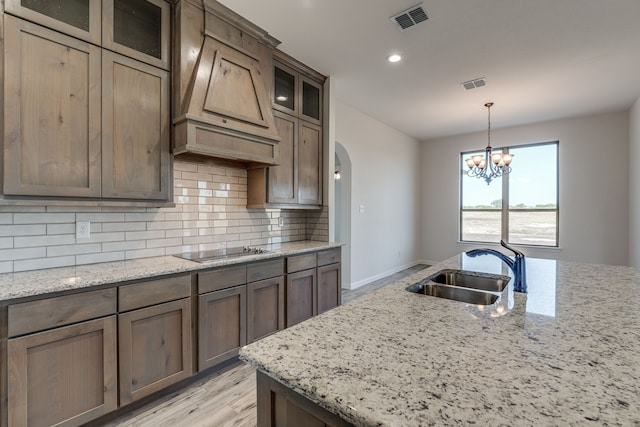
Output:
[
  {"xmin": 406, "ymin": 282, "xmax": 499, "ymax": 305},
  {"xmin": 429, "ymin": 269, "xmax": 510, "ymax": 292}
]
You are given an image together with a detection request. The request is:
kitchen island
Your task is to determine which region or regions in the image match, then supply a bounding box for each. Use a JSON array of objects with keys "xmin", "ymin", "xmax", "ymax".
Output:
[{"xmin": 240, "ymin": 253, "xmax": 640, "ymax": 426}]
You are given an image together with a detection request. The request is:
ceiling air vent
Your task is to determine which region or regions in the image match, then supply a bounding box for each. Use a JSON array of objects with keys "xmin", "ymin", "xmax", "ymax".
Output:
[
  {"xmin": 391, "ymin": 3, "xmax": 428, "ymax": 31},
  {"xmin": 461, "ymin": 78, "xmax": 487, "ymax": 91}
]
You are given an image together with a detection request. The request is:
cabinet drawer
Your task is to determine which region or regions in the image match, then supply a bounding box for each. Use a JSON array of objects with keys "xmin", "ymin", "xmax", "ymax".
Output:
[
  {"xmin": 247, "ymin": 258, "xmax": 284, "ymax": 283},
  {"xmin": 287, "ymin": 253, "xmax": 317, "ymax": 273},
  {"xmin": 119, "ymin": 275, "xmax": 192, "ymax": 312},
  {"xmin": 8, "ymin": 288, "xmax": 117, "ymax": 337},
  {"xmin": 198, "ymin": 265, "xmax": 247, "ymax": 294},
  {"xmin": 318, "ymin": 248, "xmax": 341, "ymax": 266}
]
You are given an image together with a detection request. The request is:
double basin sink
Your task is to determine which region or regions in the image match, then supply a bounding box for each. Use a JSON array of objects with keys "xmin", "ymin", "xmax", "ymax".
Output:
[{"xmin": 406, "ymin": 269, "xmax": 510, "ymax": 305}]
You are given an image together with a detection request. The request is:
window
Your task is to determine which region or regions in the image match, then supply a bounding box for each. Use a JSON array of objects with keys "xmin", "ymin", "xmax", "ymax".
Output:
[{"xmin": 460, "ymin": 141, "xmax": 558, "ymax": 247}]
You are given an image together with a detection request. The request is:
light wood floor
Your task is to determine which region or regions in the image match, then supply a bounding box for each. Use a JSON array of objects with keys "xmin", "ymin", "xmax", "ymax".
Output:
[{"xmin": 104, "ymin": 264, "xmax": 428, "ymax": 427}]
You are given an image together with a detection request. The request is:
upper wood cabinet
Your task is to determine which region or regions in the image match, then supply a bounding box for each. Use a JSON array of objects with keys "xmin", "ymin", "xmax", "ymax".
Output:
[
  {"xmin": 4, "ymin": 0, "xmax": 102, "ymax": 44},
  {"xmin": 102, "ymin": 51, "xmax": 171, "ymax": 200},
  {"xmin": 1, "ymin": 2, "xmax": 172, "ymax": 203},
  {"xmin": 102, "ymin": 0, "xmax": 171, "ymax": 70},
  {"xmin": 273, "ymin": 59, "xmax": 323, "ymax": 126},
  {"xmin": 247, "ymin": 50, "xmax": 325, "ymax": 209},
  {"xmin": 3, "ymin": 16, "xmax": 102, "ymax": 198}
]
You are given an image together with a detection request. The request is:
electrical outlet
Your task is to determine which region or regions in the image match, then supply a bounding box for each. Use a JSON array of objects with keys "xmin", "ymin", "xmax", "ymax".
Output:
[
  {"xmin": 76, "ymin": 221, "xmax": 90, "ymax": 239},
  {"xmin": 278, "ymin": 217, "xmax": 284, "ymax": 227}
]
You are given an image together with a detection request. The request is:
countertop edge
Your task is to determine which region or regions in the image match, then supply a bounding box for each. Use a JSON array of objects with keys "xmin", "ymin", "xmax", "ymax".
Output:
[{"xmin": 0, "ymin": 241, "xmax": 344, "ymax": 303}]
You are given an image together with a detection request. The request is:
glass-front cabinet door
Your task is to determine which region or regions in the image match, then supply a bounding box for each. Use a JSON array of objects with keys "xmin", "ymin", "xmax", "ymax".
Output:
[
  {"xmin": 273, "ymin": 61, "xmax": 298, "ymax": 116},
  {"xmin": 102, "ymin": 0, "xmax": 170, "ymax": 70},
  {"xmin": 4, "ymin": 0, "xmax": 101, "ymax": 44},
  {"xmin": 300, "ymin": 77, "xmax": 322, "ymax": 125}
]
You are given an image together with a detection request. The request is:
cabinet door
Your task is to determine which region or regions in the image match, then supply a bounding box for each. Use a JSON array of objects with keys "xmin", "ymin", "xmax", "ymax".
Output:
[
  {"xmin": 102, "ymin": 0, "xmax": 171, "ymax": 70},
  {"xmin": 247, "ymin": 276, "xmax": 285, "ymax": 343},
  {"xmin": 198, "ymin": 286, "xmax": 247, "ymax": 370},
  {"xmin": 268, "ymin": 111, "xmax": 298, "ymax": 204},
  {"xmin": 273, "ymin": 61, "xmax": 298, "ymax": 116},
  {"xmin": 317, "ymin": 263, "xmax": 341, "ymax": 314},
  {"xmin": 7, "ymin": 316, "xmax": 117, "ymax": 427},
  {"xmin": 299, "ymin": 76, "xmax": 323, "ymax": 126},
  {"xmin": 119, "ymin": 298, "xmax": 193, "ymax": 405},
  {"xmin": 3, "ymin": 16, "xmax": 102, "ymax": 197},
  {"xmin": 298, "ymin": 122, "xmax": 323, "ymax": 206},
  {"xmin": 286, "ymin": 269, "xmax": 317, "ymax": 327},
  {"xmin": 102, "ymin": 51, "xmax": 171, "ymax": 200},
  {"xmin": 4, "ymin": 0, "xmax": 101, "ymax": 44}
]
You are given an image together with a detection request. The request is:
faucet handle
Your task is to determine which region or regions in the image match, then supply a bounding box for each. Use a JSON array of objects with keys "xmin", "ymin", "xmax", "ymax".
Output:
[{"xmin": 500, "ymin": 240, "xmax": 525, "ymax": 258}]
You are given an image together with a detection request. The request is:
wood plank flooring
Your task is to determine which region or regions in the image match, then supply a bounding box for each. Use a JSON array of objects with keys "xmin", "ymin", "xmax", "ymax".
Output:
[{"xmin": 103, "ymin": 264, "xmax": 428, "ymax": 427}]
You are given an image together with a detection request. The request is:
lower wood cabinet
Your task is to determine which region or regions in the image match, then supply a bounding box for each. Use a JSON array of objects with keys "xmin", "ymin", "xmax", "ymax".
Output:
[
  {"xmin": 286, "ymin": 268, "xmax": 317, "ymax": 327},
  {"xmin": 317, "ymin": 263, "xmax": 341, "ymax": 315},
  {"xmin": 198, "ymin": 285, "xmax": 247, "ymax": 370},
  {"xmin": 118, "ymin": 298, "xmax": 193, "ymax": 405},
  {"xmin": 197, "ymin": 259, "xmax": 285, "ymax": 370},
  {"xmin": 247, "ymin": 276, "xmax": 285, "ymax": 343},
  {"xmin": 257, "ymin": 371, "xmax": 353, "ymax": 427},
  {"xmin": 7, "ymin": 316, "xmax": 118, "ymax": 427}
]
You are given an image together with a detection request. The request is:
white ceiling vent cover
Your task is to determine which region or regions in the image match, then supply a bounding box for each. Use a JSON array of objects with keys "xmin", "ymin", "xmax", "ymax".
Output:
[
  {"xmin": 461, "ymin": 78, "xmax": 487, "ymax": 90},
  {"xmin": 391, "ymin": 4, "xmax": 428, "ymax": 31}
]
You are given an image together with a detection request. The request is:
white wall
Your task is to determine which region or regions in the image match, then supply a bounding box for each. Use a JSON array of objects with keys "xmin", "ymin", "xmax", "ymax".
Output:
[
  {"xmin": 421, "ymin": 111, "xmax": 630, "ymax": 266},
  {"xmin": 335, "ymin": 101, "xmax": 421, "ymax": 288},
  {"xmin": 630, "ymin": 97, "xmax": 640, "ymax": 269}
]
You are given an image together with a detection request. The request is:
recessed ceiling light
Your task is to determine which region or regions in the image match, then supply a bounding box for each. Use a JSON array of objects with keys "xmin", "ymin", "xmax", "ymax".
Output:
[{"xmin": 387, "ymin": 54, "xmax": 402, "ymax": 63}]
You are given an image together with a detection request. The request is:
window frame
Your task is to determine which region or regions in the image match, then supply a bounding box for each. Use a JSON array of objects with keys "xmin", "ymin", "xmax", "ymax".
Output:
[{"xmin": 459, "ymin": 140, "xmax": 559, "ymax": 248}]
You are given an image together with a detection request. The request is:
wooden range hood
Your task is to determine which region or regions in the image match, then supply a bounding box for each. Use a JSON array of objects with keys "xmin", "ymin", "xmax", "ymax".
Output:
[{"xmin": 173, "ymin": 0, "xmax": 281, "ymax": 166}]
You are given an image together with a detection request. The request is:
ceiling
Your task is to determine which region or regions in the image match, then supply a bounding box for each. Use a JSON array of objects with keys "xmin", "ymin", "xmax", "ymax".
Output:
[{"xmin": 218, "ymin": 0, "xmax": 640, "ymax": 141}]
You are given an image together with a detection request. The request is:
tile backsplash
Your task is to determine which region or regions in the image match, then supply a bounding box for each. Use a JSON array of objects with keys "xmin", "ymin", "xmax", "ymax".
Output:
[{"xmin": 0, "ymin": 160, "xmax": 328, "ymax": 273}]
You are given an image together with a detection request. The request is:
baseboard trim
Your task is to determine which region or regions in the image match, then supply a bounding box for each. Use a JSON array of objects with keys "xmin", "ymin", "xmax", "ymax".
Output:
[{"xmin": 347, "ymin": 260, "xmax": 429, "ymax": 290}]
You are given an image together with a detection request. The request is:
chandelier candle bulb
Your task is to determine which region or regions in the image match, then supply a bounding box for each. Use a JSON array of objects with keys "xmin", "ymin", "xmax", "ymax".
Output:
[{"xmin": 464, "ymin": 102, "xmax": 514, "ymax": 184}]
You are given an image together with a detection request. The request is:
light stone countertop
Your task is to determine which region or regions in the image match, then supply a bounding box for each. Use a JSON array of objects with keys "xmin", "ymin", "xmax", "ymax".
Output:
[
  {"xmin": 240, "ymin": 253, "xmax": 640, "ymax": 426},
  {"xmin": 0, "ymin": 241, "xmax": 341, "ymax": 303}
]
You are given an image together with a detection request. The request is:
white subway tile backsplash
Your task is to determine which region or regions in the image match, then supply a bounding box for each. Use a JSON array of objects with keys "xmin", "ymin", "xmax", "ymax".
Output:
[
  {"xmin": 77, "ymin": 251, "xmax": 125, "ymax": 265},
  {"xmin": 48, "ymin": 243, "xmax": 102, "ymax": 257},
  {"xmin": 103, "ymin": 240, "xmax": 147, "ymax": 252},
  {"xmin": 0, "ymin": 261, "xmax": 13, "ymax": 274},
  {"xmin": 14, "ymin": 213, "xmax": 75, "ymax": 224},
  {"xmin": 0, "ymin": 224, "xmax": 47, "ymax": 237},
  {"xmin": 125, "ymin": 230, "xmax": 165, "ymax": 241},
  {"xmin": 102, "ymin": 222, "xmax": 146, "ymax": 232},
  {"xmin": 76, "ymin": 212, "xmax": 126, "ymax": 222},
  {"xmin": 15, "ymin": 235, "xmax": 76, "ymax": 248},
  {"xmin": 0, "ymin": 247, "xmax": 46, "ymax": 260},
  {"xmin": 14, "ymin": 256, "xmax": 76, "ymax": 272},
  {"xmin": 125, "ymin": 247, "xmax": 166, "ymax": 260},
  {"xmin": 0, "ymin": 160, "xmax": 328, "ymax": 273},
  {"xmin": 47, "ymin": 223, "xmax": 76, "ymax": 235},
  {"xmin": 0, "ymin": 237, "xmax": 13, "ymax": 249}
]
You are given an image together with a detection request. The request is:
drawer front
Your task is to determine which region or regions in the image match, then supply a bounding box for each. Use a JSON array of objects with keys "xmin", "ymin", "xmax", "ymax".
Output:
[
  {"xmin": 286, "ymin": 253, "xmax": 317, "ymax": 273},
  {"xmin": 317, "ymin": 248, "xmax": 341, "ymax": 266},
  {"xmin": 8, "ymin": 288, "xmax": 117, "ymax": 337},
  {"xmin": 247, "ymin": 258, "xmax": 284, "ymax": 283},
  {"xmin": 198, "ymin": 265, "xmax": 247, "ymax": 294},
  {"xmin": 119, "ymin": 275, "xmax": 192, "ymax": 312}
]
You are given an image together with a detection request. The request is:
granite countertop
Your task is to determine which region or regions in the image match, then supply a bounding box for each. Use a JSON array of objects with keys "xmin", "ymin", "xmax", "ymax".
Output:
[
  {"xmin": 240, "ymin": 253, "xmax": 640, "ymax": 426},
  {"xmin": 0, "ymin": 241, "xmax": 341, "ymax": 303}
]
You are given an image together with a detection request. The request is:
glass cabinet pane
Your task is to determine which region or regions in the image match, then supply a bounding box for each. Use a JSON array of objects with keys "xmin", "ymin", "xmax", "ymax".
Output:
[
  {"xmin": 274, "ymin": 66, "xmax": 295, "ymax": 111},
  {"xmin": 302, "ymin": 81, "xmax": 320, "ymax": 120},
  {"xmin": 21, "ymin": 0, "xmax": 90, "ymax": 31},
  {"xmin": 113, "ymin": 0, "xmax": 162, "ymax": 59}
]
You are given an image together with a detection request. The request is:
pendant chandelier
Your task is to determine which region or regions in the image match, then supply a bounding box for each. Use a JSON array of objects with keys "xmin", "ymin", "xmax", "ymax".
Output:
[{"xmin": 464, "ymin": 102, "xmax": 513, "ymax": 184}]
